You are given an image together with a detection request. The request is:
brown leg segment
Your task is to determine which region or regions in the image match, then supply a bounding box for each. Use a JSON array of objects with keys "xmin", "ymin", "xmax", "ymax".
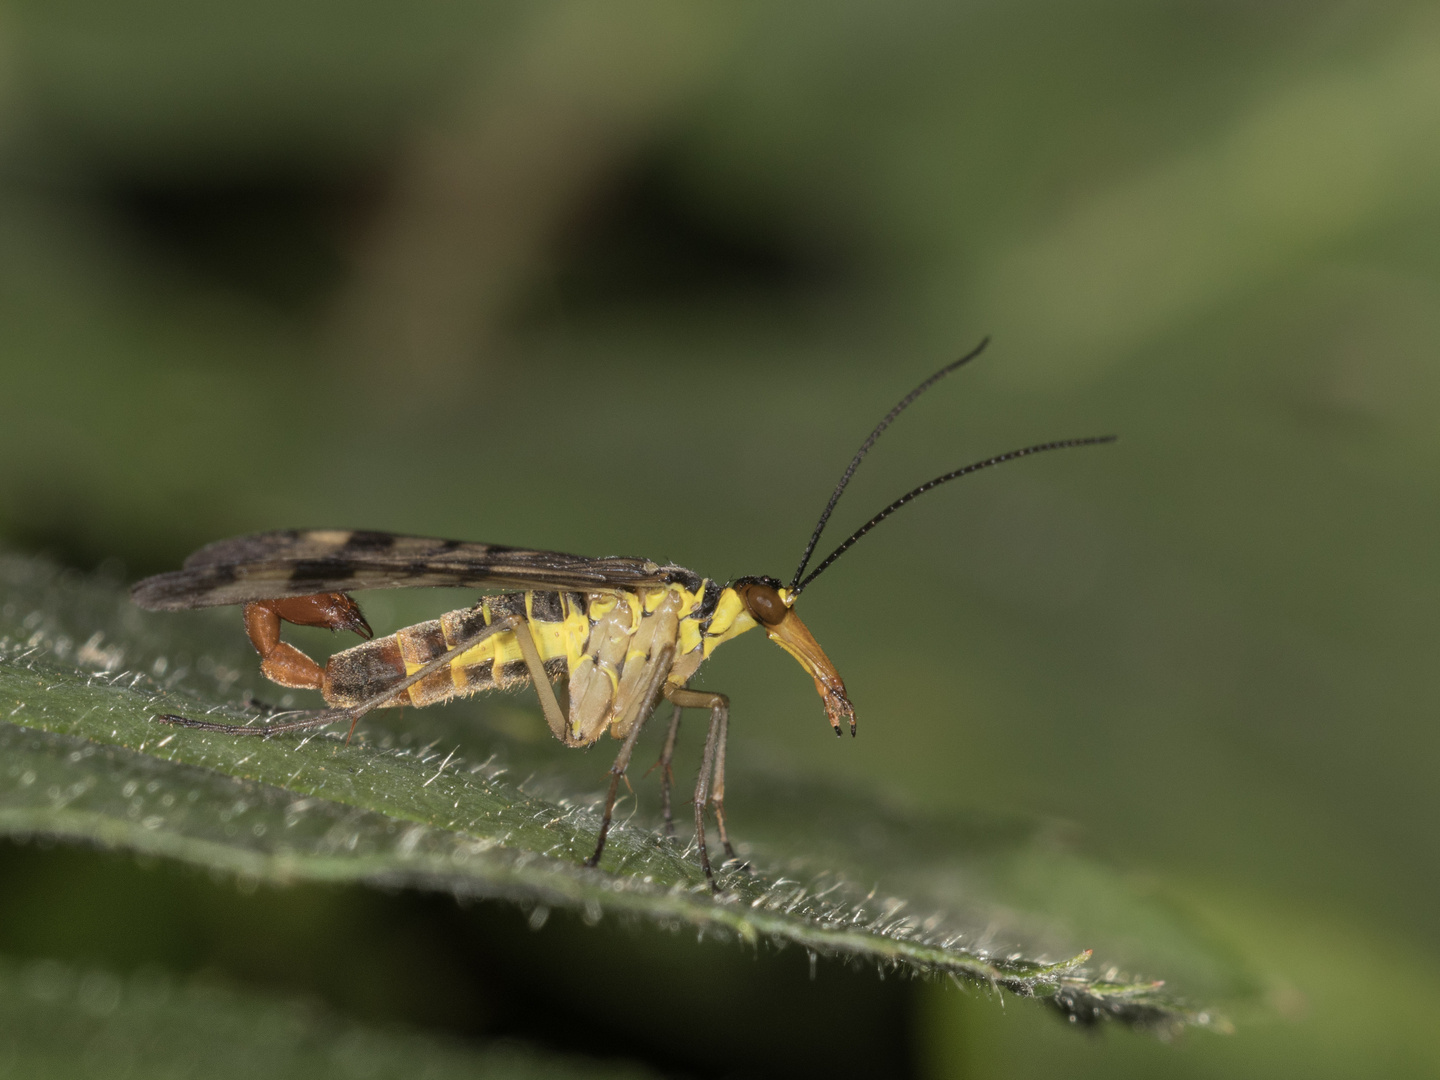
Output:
[
  {"xmin": 663, "ymin": 686, "xmax": 729, "ymax": 891},
  {"xmin": 654, "ymin": 704, "xmax": 683, "ymax": 838},
  {"xmin": 708, "ymin": 706, "xmax": 742, "ymax": 865}
]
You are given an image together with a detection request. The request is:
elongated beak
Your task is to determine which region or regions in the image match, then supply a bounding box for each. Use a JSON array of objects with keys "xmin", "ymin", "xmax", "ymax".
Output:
[{"xmin": 765, "ymin": 609, "xmax": 855, "ymax": 736}]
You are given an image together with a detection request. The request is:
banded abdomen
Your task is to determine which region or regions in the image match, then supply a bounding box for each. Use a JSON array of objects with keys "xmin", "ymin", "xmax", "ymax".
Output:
[
  {"xmin": 324, "ymin": 591, "xmax": 584, "ymax": 710},
  {"xmin": 324, "ymin": 587, "xmax": 711, "ymax": 748},
  {"xmin": 321, "ymin": 582, "xmax": 728, "ymax": 746}
]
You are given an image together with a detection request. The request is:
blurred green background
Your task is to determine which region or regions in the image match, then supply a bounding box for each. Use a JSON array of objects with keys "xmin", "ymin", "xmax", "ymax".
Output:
[{"xmin": 2, "ymin": 0, "xmax": 1440, "ymax": 1075}]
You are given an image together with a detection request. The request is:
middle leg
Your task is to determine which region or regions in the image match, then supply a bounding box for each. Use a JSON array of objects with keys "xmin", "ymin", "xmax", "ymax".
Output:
[
  {"xmin": 653, "ymin": 703, "xmax": 683, "ymax": 838},
  {"xmin": 664, "ymin": 686, "xmax": 729, "ymax": 890},
  {"xmin": 708, "ymin": 706, "xmax": 742, "ymax": 865}
]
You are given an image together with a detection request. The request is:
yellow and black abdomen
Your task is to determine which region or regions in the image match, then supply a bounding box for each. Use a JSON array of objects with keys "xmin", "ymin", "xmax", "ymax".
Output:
[{"xmin": 323, "ymin": 591, "xmax": 584, "ymax": 708}]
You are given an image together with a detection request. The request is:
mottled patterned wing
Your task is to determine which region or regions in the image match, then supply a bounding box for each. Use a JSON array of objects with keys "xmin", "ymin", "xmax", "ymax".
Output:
[{"xmin": 131, "ymin": 529, "xmax": 699, "ymax": 610}]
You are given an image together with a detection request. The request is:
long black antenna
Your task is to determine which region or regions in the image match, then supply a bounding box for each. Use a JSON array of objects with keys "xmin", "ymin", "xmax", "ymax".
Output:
[
  {"xmin": 789, "ymin": 337, "xmax": 990, "ymax": 592},
  {"xmin": 793, "ymin": 435, "xmax": 1116, "ymax": 595}
]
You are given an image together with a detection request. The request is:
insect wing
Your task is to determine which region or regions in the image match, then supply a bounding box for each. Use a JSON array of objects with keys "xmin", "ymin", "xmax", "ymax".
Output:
[{"xmin": 131, "ymin": 529, "xmax": 693, "ymax": 610}]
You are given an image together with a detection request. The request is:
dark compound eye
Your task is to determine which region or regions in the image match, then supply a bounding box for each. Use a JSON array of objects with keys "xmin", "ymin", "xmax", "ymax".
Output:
[{"xmin": 742, "ymin": 582, "xmax": 788, "ymax": 627}]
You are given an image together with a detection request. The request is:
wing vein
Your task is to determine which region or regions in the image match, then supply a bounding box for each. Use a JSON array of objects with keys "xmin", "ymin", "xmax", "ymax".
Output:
[{"xmin": 132, "ymin": 530, "xmax": 697, "ymax": 610}]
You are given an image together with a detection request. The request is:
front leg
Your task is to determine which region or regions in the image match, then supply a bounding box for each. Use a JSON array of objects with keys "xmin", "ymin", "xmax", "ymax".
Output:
[{"xmin": 663, "ymin": 686, "xmax": 729, "ymax": 891}]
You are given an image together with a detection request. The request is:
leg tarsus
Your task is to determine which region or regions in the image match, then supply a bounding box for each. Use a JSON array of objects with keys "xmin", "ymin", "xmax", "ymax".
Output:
[
  {"xmin": 712, "ymin": 802, "xmax": 741, "ymax": 865},
  {"xmin": 152, "ymin": 710, "xmax": 344, "ymax": 737},
  {"xmin": 692, "ymin": 708, "xmax": 722, "ymax": 891},
  {"xmin": 585, "ymin": 769, "xmax": 627, "ymax": 869},
  {"xmin": 712, "ymin": 806, "xmax": 749, "ymax": 872}
]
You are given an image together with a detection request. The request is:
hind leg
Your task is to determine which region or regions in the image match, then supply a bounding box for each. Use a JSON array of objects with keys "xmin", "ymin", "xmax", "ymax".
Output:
[{"xmin": 653, "ymin": 704, "xmax": 683, "ymax": 837}]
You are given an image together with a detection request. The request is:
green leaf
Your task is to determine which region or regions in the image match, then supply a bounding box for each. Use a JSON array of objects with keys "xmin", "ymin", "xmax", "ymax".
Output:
[
  {"xmin": 0, "ymin": 953, "xmax": 656, "ymax": 1079},
  {"xmin": 0, "ymin": 553, "xmax": 1255, "ymax": 1032}
]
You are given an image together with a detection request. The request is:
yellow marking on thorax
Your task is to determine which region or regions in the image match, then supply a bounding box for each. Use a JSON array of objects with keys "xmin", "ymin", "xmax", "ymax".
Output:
[
  {"xmin": 588, "ymin": 594, "xmax": 619, "ymax": 620},
  {"xmin": 625, "ymin": 584, "xmax": 704, "ymax": 671},
  {"xmin": 562, "ymin": 593, "xmax": 591, "ymax": 673},
  {"xmin": 670, "ymin": 583, "xmax": 710, "ymax": 658},
  {"xmin": 677, "ymin": 617, "xmax": 703, "ymax": 656},
  {"xmin": 702, "ymin": 587, "xmax": 759, "ymax": 658}
]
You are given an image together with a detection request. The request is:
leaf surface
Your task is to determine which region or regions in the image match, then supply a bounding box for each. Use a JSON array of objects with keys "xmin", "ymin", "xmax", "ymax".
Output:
[{"xmin": 0, "ymin": 554, "xmax": 1256, "ymax": 1031}]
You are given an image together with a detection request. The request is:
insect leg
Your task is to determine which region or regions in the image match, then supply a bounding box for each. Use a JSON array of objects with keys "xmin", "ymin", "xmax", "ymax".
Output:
[
  {"xmin": 663, "ymin": 686, "xmax": 729, "ymax": 891},
  {"xmin": 654, "ymin": 704, "xmax": 682, "ymax": 838},
  {"xmin": 708, "ymin": 706, "xmax": 744, "ymax": 867},
  {"xmin": 155, "ymin": 616, "xmax": 525, "ymax": 739},
  {"xmin": 506, "ymin": 612, "xmax": 567, "ymax": 742},
  {"xmin": 152, "ymin": 709, "xmax": 348, "ymax": 737},
  {"xmin": 584, "ymin": 644, "xmax": 674, "ymax": 870}
]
